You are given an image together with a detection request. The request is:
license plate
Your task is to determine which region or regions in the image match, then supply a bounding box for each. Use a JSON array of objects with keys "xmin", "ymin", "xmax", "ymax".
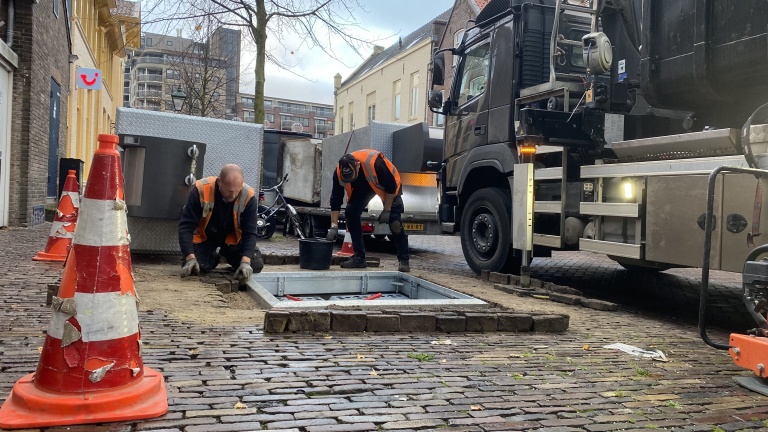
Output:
[{"xmin": 403, "ymin": 223, "xmax": 424, "ymax": 231}]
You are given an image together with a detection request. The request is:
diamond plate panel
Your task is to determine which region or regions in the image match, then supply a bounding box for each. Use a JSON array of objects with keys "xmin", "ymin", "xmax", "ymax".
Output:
[
  {"xmin": 750, "ymin": 124, "xmax": 768, "ymax": 144},
  {"xmin": 115, "ymin": 108, "xmax": 263, "ymax": 187},
  {"xmin": 116, "ymin": 108, "xmax": 264, "ymax": 254},
  {"xmin": 127, "ymin": 217, "xmax": 181, "ymax": 254}
]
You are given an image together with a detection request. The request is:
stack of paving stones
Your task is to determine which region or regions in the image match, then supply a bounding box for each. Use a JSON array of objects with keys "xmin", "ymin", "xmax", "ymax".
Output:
[
  {"xmin": 264, "ymin": 309, "xmax": 569, "ymax": 334},
  {"xmin": 482, "ymin": 270, "xmax": 620, "ymax": 312}
]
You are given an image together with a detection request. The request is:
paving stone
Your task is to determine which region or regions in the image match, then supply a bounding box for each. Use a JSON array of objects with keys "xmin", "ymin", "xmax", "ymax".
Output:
[
  {"xmin": 494, "ymin": 283, "xmax": 539, "ymax": 297},
  {"xmin": 185, "ymin": 422, "xmax": 262, "ymax": 432},
  {"xmin": 488, "ymin": 272, "xmax": 509, "ymax": 284},
  {"xmin": 215, "ymin": 281, "xmax": 233, "ymax": 294},
  {"xmin": 581, "ymin": 298, "xmax": 619, "ymax": 311},
  {"xmin": 381, "ymin": 418, "xmax": 445, "ymax": 429},
  {"xmin": 265, "ymin": 418, "xmax": 338, "ymax": 429},
  {"xmin": 397, "ymin": 313, "xmax": 436, "ymax": 332},
  {"xmin": 496, "ymin": 313, "xmax": 533, "ymax": 332},
  {"xmin": 548, "ymin": 292, "xmax": 583, "ymax": 305},
  {"xmin": 306, "ymin": 424, "xmax": 377, "ymax": 432},
  {"xmin": 332, "ymin": 311, "xmax": 368, "ymax": 332},
  {"xmin": 264, "ymin": 311, "xmax": 290, "ymax": 333},
  {"xmin": 531, "ymin": 314, "xmax": 569, "ymax": 332},
  {"xmin": 435, "ymin": 315, "xmax": 465, "ymax": 332},
  {"xmin": 366, "ymin": 314, "xmax": 400, "ymax": 332},
  {"xmin": 281, "ymin": 310, "xmax": 332, "ymax": 332},
  {"xmin": 463, "ymin": 313, "xmax": 497, "ymax": 332}
]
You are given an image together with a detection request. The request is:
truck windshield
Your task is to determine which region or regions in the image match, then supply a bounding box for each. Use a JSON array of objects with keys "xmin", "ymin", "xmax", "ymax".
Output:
[{"xmin": 456, "ymin": 41, "xmax": 491, "ymax": 106}]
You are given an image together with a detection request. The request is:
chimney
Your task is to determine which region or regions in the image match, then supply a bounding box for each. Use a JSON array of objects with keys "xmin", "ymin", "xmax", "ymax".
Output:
[
  {"xmin": 373, "ymin": 45, "xmax": 385, "ymax": 55},
  {"xmin": 334, "ymin": 73, "xmax": 342, "ymax": 90}
]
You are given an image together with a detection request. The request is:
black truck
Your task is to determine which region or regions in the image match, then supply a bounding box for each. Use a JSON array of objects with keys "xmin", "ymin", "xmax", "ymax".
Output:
[{"xmin": 429, "ymin": 0, "xmax": 768, "ymax": 276}]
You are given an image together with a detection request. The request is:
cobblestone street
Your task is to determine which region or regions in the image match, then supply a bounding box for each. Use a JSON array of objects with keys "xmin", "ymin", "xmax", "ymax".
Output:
[{"xmin": 0, "ymin": 223, "xmax": 766, "ymax": 431}]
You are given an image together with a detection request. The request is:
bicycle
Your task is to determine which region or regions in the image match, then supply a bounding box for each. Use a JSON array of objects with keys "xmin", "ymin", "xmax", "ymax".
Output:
[{"xmin": 256, "ymin": 175, "xmax": 305, "ymax": 240}]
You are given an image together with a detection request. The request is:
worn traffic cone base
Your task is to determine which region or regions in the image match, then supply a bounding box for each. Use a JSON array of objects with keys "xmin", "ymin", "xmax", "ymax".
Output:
[
  {"xmin": 337, "ymin": 231, "xmax": 354, "ymax": 257},
  {"xmin": 0, "ymin": 367, "xmax": 167, "ymax": 429}
]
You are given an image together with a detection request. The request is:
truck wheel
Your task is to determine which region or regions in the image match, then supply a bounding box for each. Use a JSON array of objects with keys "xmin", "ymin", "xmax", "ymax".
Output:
[{"xmin": 460, "ymin": 188, "xmax": 521, "ymax": 275}]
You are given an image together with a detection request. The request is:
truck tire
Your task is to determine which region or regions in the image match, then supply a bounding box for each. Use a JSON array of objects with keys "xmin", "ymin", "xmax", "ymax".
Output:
[
  {"xmin": 301, "ymin": 215, "xmax": 314, "ymax": 238},
  {"xmin": 460, "ymin": 188, "xmax": 522, "ymax": 275}
]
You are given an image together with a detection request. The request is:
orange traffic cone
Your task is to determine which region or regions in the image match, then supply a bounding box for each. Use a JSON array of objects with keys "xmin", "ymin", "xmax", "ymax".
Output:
[
  {"xmin": 32, "ymin": 170, "xmax": 80, "ymax": 262},
  {"xmin": 0, "ymin": 134, "xmax": 168, "ymax": 429},
  {"xmin": 337, "ymin": 231, "xmax": 354, "ymax": 257}
]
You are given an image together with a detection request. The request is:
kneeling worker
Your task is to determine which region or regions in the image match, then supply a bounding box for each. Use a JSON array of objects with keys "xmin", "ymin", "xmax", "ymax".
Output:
[
  {"xmin": 326, "ymin": 150, "xmax": 410, "ymax": 272},
  {"xmin": 179, "ymin": 164, "xmax": 264, "ymax": 282}
]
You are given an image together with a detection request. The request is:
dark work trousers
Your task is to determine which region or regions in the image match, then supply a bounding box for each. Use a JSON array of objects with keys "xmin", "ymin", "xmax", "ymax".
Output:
[
  {"xmin": 344, "ymin": 192, "xmax": 409, "ymax": 262},
  {"xmin": 192, "ymin": 240, "xmax": 260, "ymax": 273}
]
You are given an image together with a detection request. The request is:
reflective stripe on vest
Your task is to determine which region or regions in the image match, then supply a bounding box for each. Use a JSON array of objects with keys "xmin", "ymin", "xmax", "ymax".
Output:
[
  {"xmin": 192, "ymin": 176, "xmax": 255, "ymax": 245},
  {"xmin": 336, "ymin": 149, "xmax": 401, "ymax": 201}
]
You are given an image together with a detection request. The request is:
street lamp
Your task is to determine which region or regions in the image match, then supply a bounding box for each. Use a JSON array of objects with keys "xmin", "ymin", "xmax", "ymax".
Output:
[{"xmin": 171, "ymin": 85, "xmax": 187, "ymax": 112}]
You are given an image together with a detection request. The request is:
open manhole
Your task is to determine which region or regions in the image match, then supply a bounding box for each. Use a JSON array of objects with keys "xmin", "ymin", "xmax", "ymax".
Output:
[{"xmin": 246, "ymin": 271, "xmax": 488, "ymax": 310}]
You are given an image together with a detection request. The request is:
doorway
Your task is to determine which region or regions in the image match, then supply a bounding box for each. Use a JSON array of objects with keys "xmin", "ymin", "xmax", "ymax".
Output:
[
  {"xmin": 0, "ymin": 62, "xmax": 11, "ymax": 226},
  {"xmin": 48, "ymin": 78, "xmax": 61, "ymax": 198}
]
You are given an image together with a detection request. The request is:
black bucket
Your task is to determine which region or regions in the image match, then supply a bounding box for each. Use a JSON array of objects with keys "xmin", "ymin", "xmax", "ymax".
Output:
[{"xmin": 299, "ymin": 238, "xmax": 334, "ymax": 270}]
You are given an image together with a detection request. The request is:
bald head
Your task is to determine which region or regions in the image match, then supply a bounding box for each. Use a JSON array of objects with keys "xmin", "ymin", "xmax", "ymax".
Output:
[{"xmin": 218, "ymin": 164, "xmax": 245, "ymax": 202}]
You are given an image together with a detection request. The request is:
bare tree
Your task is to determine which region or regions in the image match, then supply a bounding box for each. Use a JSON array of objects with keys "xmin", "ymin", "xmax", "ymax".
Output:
[
  {"xmin": 163, "ymin": 13, "xmax": 238, "ymax": 118},
  {"xmin": 143, "ymin": 0, "xmax": 372, "ymax": 124}
]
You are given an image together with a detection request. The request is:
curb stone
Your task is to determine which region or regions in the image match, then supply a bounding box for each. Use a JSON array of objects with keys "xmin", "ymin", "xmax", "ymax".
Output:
[{"xmin": 264, "ymin": 309, "xmax": 568, "ymax": 334}]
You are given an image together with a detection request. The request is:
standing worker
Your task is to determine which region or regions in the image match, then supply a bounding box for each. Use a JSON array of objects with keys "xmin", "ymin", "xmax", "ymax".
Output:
[
  {"xmin": 326, "ymin": 150, "xmax": 410, "ymax": 272},
  {"xmin": 178, "ymin": 164, "xmax": 264, "ymax": 282}
]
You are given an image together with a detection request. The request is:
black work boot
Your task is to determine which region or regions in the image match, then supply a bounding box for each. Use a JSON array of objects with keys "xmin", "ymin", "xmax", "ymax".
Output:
[
  {"xmin": 340, "ymin": 255, "xmax": 367, "ymax": 269},
  {"xmin": 398, "ymin": 259, "xmax": 410, "ymax": 273},
  {"xmin": 252, "ymin": 248, "xmax": 264, "ymax": 273}
]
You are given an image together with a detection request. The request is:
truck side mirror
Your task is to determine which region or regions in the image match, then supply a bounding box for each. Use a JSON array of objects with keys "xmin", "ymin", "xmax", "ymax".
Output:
[
  {"xmin": 431, "ymin": 52, "xmax": 445, "ymax": 86},
  {"xmin": 428, "ymin": 90, "xmax": 444, "ymax": 110}
]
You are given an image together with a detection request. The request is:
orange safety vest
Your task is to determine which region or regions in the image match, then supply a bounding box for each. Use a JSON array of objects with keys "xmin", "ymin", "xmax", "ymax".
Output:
[
  {"xmin": 336, "ymin": 149, "xmax": 401, "ymax": 201},
  {"xmin": 192, "ymin": 176, "xmax": 255, "ymax": 245}
]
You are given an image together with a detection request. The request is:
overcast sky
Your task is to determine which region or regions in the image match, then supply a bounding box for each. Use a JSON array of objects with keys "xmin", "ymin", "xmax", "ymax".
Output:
[{"xmin": 240, "ymin": 0, "xmax": 456, "ymax": 105}]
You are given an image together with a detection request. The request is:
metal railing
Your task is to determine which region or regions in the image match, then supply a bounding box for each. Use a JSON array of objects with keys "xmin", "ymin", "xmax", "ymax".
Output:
[
  {"xmin": 277, "ymin": 105, "xmax": 309, "ymax": 115},
  {"xmin": 133, "ymin": 57, "xmax": 169, "ymax": 66},
  {"xmin": 137, "ymin": 74, "xmax": 163, "ymax": 83},
  {"xmin": 136, "ymin": 90, "xmax": 163, "ymax": 98}
]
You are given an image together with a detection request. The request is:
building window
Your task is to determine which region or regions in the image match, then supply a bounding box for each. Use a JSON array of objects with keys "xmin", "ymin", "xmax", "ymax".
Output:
[
  {"xmin": 393, "ymin": 80, "xmax": 401, "ymax": 120},
  {"xmin": 456, "ymin": 41, "xmax": 491, "ymax": 106},
  {"xmin": 145, "ymin": 38, "xmax": 153, "ymax": 47},
  {"xmin": 242, "ymin": 97, "xmax": 254, "ymax": 109},
  {"xmin": 348, "ymin": 102, "xmax": 354, "ymax": 130},
  {"xmin": 338, "ymin": 107, "xmax": 344, "ymax": 133},
  {"xmin": 167, "ymin": 40, "xmax": 174, "ymax": 47},
  {"xmin": 366, "ymin": 92, "xmax": 376, "ymax": 125},
  {"xmin": 264, "ymin": 99, "xmax": 273, "ymax": 110},
  {"xmin": 453, "ymin": 30, "xmax": 465, "ymax": 66},
  {"xmin": 166, "ymin": 69, "xmax": 180, "ymax": 80},
  {"xmin": 266, "ymin": 113, "xmax": 274, "ymax": 122},
  {"xmin": 410, "ymin": 72, "xmax": 419, "ymax": 119}
]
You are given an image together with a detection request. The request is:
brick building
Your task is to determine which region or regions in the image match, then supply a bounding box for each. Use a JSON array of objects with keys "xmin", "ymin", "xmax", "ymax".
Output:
[
  {"xmin": 0, "ymin": 0, "xmax": 71, "ymax": 227},
  {"xmin": 235, "ymin": 94, "xmax": 335, "ymax": 139}
]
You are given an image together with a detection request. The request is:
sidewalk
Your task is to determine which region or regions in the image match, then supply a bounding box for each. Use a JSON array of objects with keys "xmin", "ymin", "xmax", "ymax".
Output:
[{"xmin": 0, "ymin": 223, "xmax": 765, "ymax": 431}]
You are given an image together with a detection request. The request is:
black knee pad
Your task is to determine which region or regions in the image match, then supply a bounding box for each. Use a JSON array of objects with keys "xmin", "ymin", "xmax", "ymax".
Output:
[{"xmin": 389, "ymin": 220, "xmax": 404, "ymax": 235}]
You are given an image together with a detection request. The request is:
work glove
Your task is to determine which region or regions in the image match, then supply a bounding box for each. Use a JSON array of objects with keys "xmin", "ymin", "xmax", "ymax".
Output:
[
  {"xmin": 377, "ymin": 210, "xmax": 391, "ymax": 224},
  {"xmin": 180, "ymin": 258, "xmax": 200, "ymax": 278},
  {"xmin": 234, "ymin": 261, "xmax": 253, "ymax": 282},
  {"xmin": 326, "ymin": 227, "xmax": 338, "ymax": 242}
]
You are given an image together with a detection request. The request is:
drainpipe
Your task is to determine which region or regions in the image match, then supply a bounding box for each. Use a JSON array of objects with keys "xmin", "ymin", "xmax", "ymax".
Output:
[{"xmin": 6, "ymin": 0, "xmax": 15, "ymax": 48}]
